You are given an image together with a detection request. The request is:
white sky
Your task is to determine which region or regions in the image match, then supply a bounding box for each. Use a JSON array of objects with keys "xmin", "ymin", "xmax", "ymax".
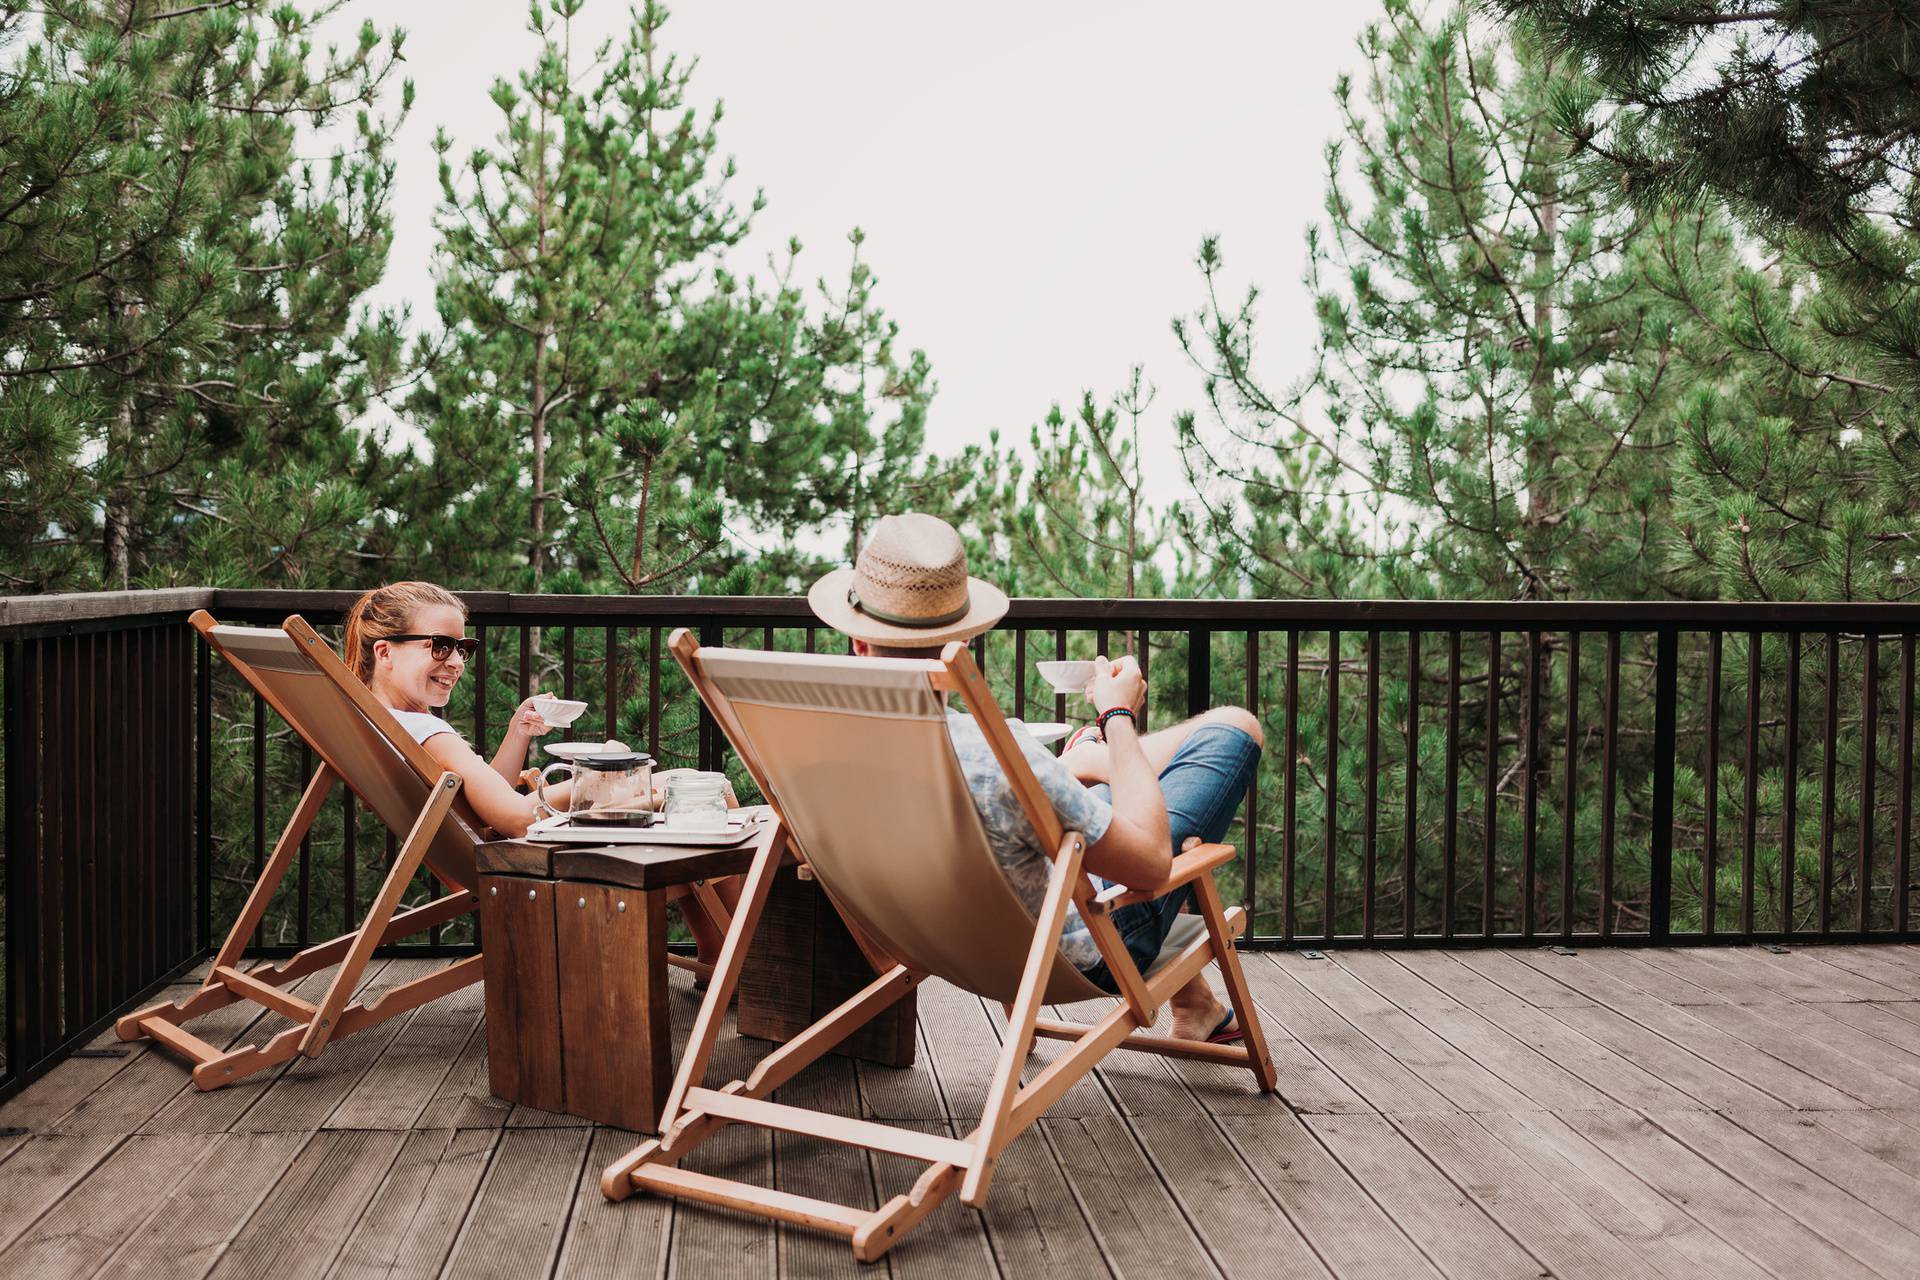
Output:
[{"xmin": 342, "ymin": 1, "xmax": 1376, "ymax": 518}]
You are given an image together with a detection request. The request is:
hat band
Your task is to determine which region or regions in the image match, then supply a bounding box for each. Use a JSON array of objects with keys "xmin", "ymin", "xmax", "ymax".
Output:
[{"xmin": 847, "ymin": 584, "xmax": 972, "ymax": 629}]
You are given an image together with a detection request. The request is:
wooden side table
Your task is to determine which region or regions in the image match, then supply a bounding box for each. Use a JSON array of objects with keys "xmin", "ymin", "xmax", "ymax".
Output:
[{"xmin": 476, "ymin": 812, "xmax": 769, "ymax": 1132}]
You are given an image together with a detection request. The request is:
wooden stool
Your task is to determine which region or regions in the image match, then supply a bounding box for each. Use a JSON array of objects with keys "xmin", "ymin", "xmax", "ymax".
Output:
[
  {"xmin": 736, "ymin": 864, "xmax": 917, "ymax": 1067},
  {"xmin": 477, "ymin": 823, "xmax": 764, "ymax": 1132}
]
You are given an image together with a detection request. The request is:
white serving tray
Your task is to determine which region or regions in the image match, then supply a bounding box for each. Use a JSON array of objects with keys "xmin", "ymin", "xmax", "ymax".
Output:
[{"xmin": 526, "ymin": 810, "xmax": 763, "ymax": 847}]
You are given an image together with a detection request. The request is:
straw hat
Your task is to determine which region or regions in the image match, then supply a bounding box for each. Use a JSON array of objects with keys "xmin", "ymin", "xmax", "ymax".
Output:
[{"xmin": 808, "ymin": 513, "xmax": 1009, "ymax": 647}]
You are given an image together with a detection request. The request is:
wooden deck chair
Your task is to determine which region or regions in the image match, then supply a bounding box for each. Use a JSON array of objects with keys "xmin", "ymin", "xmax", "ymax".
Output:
[
  {"xmin": 115, "ymin": 611, "xmax": 486, "ymax": 1089},
  {"xmin": 601, "ymin": 630, "xmax": 1279, "ymax": 1262}
]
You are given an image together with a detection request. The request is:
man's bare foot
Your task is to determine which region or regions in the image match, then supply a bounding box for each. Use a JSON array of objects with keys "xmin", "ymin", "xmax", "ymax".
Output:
[{"xmin": 1168, "ymin": 989, "xmax": 1232, "ymax": 1041}]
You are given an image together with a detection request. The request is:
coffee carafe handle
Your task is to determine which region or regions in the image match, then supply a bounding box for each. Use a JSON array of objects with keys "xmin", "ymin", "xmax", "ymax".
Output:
[{"xmin": 535, "ymin": 762, "xmax": 575, "ymax": 819}]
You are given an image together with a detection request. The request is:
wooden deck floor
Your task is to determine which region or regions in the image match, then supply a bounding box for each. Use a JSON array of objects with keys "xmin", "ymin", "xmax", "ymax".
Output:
[{"xmin": 5, "ymin": 944, "xmax": 1920, "ymax": 1278}]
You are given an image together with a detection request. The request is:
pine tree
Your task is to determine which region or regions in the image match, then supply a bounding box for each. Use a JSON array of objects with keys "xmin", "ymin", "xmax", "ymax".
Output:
[
  {"xmin": 0, "ymin": 0, "xmax": 410, "ymax": 590},
  {"xmin": 399, "ymin": 0, "xmax": 933, "ymax": 603},
  {"xmin": 1178, "ymin": 1, "xmax": 1728, "ymax": 603}
]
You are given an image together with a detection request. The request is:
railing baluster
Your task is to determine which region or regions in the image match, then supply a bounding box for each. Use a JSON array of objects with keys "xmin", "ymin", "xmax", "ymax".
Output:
[
  {"xmin": 648, "ymin": 626, "xmax": 661, "ymax": 759},
  {"xmin": 1443, "ymin": 630, "xmax": 1460, "ymax": 939},
  {"xmin": 1784, "ymin": 632, "xmax": 1801, "ymax": 934},
  {"xmin": 604, "ymin": 625, "xmax": 619, "ymax": 743},
  {"xmin": 563, "ymin": 626, "xmax": 575, "ymax": 701},
  {"xmin": 342, "ymin": 789, "xmax": 357, "ymax": 937},
  {"xmin": 1743, "ymin": 631, "xmax": 1761, "ymax": 938},
  {"xmin": 298, "ymin": 740, "xmax": 312, "ymax": 947},
  {"xmin": 1283, "ymin": 629, "xmax": 1299, "ymax": 942},
  {"xmin": 1601, "ymin": 630, "xmax": 1619, "ymax": 937},
  {"xmin": 1821, "ymin": 631, "xmax": 1840, "ymax": 935},
  {"xmin": 475, "ymin": 624, "xmax": 489, "ymax": 748},
  {"xmin": 1705, "ymin": 630, "xmax": 1723, "ymax": 936},
  {"xmin": 699, "ymin": 624, "xmax": 722, "ymax": 770},
  {"xmin": 1485, "ymin": 630, "xmax": 1501, "ymax": 937},
  {"xmin": 1650, "ymin": 629, "xmax": 1679, "ymax": 942},
  {"xmin": 253, "ymin": 691, "xmax": 266, "ymax": 949},
  {"xmin": 1015, "ymin": 629, "xmax": 1027, "ymax": 723},
  {"xmin": 1189, "ymin": 627, "xmax": 1211, "ymax": 719},
  {"xmin": 1522, "ymin": 631, "xmax": 1540, "ymax": 939},
  {"xmin": 1404, "ymin": 630, "xmax": 1419, "ymax": 938},
  {"xmin": 518, "ymin": 624, "xmax": 530, "ymax": 700},
  {"xmin": 1245, "ymin": 629, "xmax": 1260, "ymax": 923},
  {"xmin": 1561, "ymin": 630, "xmax": 1578, "ymax": 939},
  {"xmin": 1363, "ymin": 629, "xmax": 1379, "ymax": 940},
  {"xmin": 1861, "ymin": 633, "xmax": 1878, "ymax": 932},
  {"xmin": 1325, "ymin": 628, "xmax": 1340, "ymax": 941},
  {"xmin": 1899, "ymin": 636, "xmax": 1916, "ymax": 937},
  {"xmin": 1055, "ymin": 629, "xmax": 1067, "ymax": 725}
]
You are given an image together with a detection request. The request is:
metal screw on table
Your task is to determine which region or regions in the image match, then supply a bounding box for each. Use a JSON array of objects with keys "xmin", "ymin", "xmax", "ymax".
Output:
[
  {"xmin": 617, "ymin": 900, "xmax": 626, "ymax": 913},
  {"xmin": 578, "ymin": 897, "xmax": 586, "ymax": 908},
  {"xmin": 528, "ymin": 889, "xmax": 536, "ymax": 900},
  {"xmin": 489, "ymin": 886, "xmax": 497, "ymax": 896}
]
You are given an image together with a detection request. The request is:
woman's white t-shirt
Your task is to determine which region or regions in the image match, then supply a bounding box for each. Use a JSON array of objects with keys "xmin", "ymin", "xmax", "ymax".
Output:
[{"xmin": 389, "ymin": 708, "xmax": 459, "ymax": 745}]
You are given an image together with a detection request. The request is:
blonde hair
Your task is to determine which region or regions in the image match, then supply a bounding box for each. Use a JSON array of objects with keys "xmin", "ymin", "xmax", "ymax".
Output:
[{"xmin": 341, "ymin": 581, "xmax": 467, "ymax": 682}]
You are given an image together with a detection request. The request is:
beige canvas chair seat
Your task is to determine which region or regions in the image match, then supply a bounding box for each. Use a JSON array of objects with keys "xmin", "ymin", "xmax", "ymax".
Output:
[
  {"xmin": 115, "ymin": 612, "xmax": 486, "ymax": 1089},
  {"xmin": 601, "ymin": 632, "xmax": 1280, "ymax": 1262}
]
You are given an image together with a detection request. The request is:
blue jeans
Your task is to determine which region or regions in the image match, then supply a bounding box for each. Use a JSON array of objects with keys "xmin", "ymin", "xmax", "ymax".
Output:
[{"xmin": 1078, "ymin": 723, "xmax": 1261, "ymax": 994}]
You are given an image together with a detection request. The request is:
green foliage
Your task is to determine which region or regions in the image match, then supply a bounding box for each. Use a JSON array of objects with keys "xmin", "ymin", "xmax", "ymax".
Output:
[
  {"xmin": 391, "ymin": 1, "xmax": 936, "ymax": 600},
  {"xmin": 0, "ymin": 0, "xmax": 411, "ymax": 591}
]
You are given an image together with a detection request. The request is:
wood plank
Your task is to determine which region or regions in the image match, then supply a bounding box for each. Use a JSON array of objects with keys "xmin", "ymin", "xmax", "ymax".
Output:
[
  {"xmin": 1039, "ymin": 1114, "xmax": 1224, "ymax": 1280},
  {"xmin": 1446, "ymin": 949, "xmax": 1595, "ymax": 1008},
  {"xmin": 1681, "ymin": 1000, "xmax": 1920, "ymax": 1110},
  {"xmin": 414, "ymin": 1017, "xmax": 512, "ymax": 1130},
  {"xmin": 229, "ymin": 962, "xmax": 421, "ymax": 1134},
  {"xmin": 1215, "ymin": 1111, "xmax": 1440, "ymax": 1279},
  {"xmin": 327, "ymin": 980, "xmax": 485, "ymax": 1131},
  {"xmin": 1239, "ymin": 957, "xmax": 1450, "ymax": 1114},
  {"xmin": 328, "ymin": 1127, "xmax": 498, "ymax": 1280},
  {"xmin": 440, "ymin": 1126, "xmax": 591, "ymax": 1279},
  {"xmin": 1725, "ymin": 946, "xmax": 1912, "ymax": 1002},
  {"xmin": 140, "ymin": 964, "xmax": 388, "ymax": 1136},
  {"xmin": 1281, "ymin": 957, "xmax": 1537, "ymax": 1114},
  {"xmin": 1388, "ymin": 952, "xmax": 1526, "ymax": 1010},
  {"xmin": 1394, "ymin": 1111, "xmax": 1675, "ymax": 1279},
  {"xmin": 1629, "ymin": 948, "xmax": 1794, "ymax": 1004},
  {"xmin": 1807, "ymin": 945, "xmax": 1920, "ymax": 996},
  {"xmin": 664, "ymin": 988, "xmax": 780, "ymax": 1280},
  {"xmin": 1544, "ymin": 1004, "xmax": 1789, "ymax": 1111},
  {"xmin": 1732, "ymin": 1108, "xmax": 1920, "ymax": 1226},
  {"xmin": 1473, "ymin": 1111, "xmax": 1768, "ymax": 1278},
  {"xmin": 1519, "ymin": 951, "xmax": 1868, "ymax": 1111},
  {"xmin": 1403, "ymin": 957, "xmax": 1706, "ymax": 1112},
  {"xmin": 205, "ymin": 1128, "xmax": 408, "ymax": 1280},
  {"xmin": 552, "ymin": 1128, "xmax": 673, "ymax": 1280},
  {"xmin": 1561, "ymin": 1109, "xmax": 1880, "ymax": 1280},
  {"xmin": 1795, "ymin": 997, "xmax": 1920, "ymax": 1054},
  {"xmin": 1814, "ymin": 1108, "xmax": 1920, "ymax": 1181},
  {"xmin": 92, "ymin": 1131, "xmax": 310, "ymax": 1280},
  {"xmin": 1304, "ymin": 1113, "xmax": 1546, "ymax": 1278},
  {"xmin": 768, "ymin": 1053, "xmax": 883, "ymax": 1280},
  {"xmin": 0, "ymin": 1133, "xmax": 217, "ymax": 1277},
  {"xmin": 0, "ymin": 1134, "xmax": 122, "ymax": 1254},
  {"xmin": 1650, "ymin": 1109, "xmax": 1920, "ymax": 1279},
  {"xmin": 1573, "ymin": 949, "xmax": 1725, "ymax": 1005}
]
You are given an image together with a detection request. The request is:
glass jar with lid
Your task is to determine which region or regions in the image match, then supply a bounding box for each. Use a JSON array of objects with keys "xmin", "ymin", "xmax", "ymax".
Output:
[{"xmin": 661, "ymin": 771, "xmax": 732, "ymax": 830}]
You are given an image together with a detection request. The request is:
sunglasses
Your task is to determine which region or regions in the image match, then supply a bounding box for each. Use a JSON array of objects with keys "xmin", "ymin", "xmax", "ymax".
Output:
[{"xmin": 388, "ymin": 633, "xmax": 480, "ymax": 662}]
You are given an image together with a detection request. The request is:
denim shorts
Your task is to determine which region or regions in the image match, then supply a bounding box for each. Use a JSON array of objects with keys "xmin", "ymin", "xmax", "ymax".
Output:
[{"xmin": 1077, "ymin": 723, "xmax": 1260, "ymax": 994}]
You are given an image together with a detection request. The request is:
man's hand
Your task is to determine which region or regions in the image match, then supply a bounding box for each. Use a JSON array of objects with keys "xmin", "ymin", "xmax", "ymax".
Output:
[{"xmin": 1085, "ymin": 654, "xmax": 1146, "ymax": 716}]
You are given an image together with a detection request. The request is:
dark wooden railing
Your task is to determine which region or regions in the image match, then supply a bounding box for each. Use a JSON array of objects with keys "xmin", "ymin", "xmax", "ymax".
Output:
[{"xmin": 5, "ymin": 590, "xmax": 1919, "ymax": 1101}]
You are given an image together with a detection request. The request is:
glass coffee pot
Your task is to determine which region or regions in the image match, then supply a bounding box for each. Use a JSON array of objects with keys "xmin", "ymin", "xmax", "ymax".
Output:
[{"xmin": 537, "ymin": 744, "xmax": 655, "ymax": 825}]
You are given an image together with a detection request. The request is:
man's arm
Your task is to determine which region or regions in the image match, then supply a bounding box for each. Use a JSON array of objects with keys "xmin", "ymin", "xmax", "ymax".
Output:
[{"xmin": 1079, "ymin": 656, "xmax": 1172, "ymax": 888}]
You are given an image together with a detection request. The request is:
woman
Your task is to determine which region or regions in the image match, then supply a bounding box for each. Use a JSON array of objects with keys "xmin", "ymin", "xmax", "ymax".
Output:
[
  {"xmin": 343, "ymin": 581, "xmax": 571, "ymax": 839},
  {"xmin": 342, "ymin": 581, "xmax": 734, "ymax": 961}
]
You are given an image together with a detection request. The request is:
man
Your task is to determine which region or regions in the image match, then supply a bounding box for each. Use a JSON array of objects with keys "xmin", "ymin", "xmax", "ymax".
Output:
[{"xmin": 809, "ymin": 512, "xmax": 1262, "ymax": 1042}]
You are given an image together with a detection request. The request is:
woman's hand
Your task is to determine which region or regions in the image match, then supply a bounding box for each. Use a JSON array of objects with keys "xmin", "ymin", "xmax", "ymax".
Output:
[{"xmin": 508, "ymin": 693, "xmax": 553, "ymax": 739}]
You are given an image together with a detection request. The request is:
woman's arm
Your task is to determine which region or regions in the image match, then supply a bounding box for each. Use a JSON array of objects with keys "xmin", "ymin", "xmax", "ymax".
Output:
[
  {"xmin": 489, "ymin": 695, "xmax": 552, "ymax": 786},
  {"xmin": 423, "ymin": 732, "xmax": 545, "ymax": 838}
]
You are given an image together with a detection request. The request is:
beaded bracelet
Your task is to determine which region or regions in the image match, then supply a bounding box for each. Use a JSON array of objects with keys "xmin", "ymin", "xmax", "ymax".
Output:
[{"xmin": 1096, "ymin": 706, "xmax": 1136, "ymax": 738}]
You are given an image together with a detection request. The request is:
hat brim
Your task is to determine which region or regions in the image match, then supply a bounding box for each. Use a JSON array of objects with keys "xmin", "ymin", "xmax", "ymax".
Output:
[{"xmin": 807, "ymin": 567, "xmax": 1009, "ymax": 648}]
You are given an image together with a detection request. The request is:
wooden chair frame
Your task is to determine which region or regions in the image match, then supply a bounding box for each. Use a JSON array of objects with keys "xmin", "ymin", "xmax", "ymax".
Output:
[
  {"xmin": 601, "ymin": 630, "xmax": 1279, "ymax": 1262},
  {"xmin": 115, "ymin": 612, "xmax": 485, "ymax": 1090}
]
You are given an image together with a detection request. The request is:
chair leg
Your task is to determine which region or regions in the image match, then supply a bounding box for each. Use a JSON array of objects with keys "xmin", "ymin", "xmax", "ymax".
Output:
[
  {"xmin": 117, "ymin": 765, "xmax": 335, "ymax": 1042},
  {"xmin": 300, "ymin": 772, "xmax": 462, "ymax": 1058},
  {"xmin": 1195, "ymin": 876, "xmax": 1277, "ymax": 1091},
  {"xmin": 961, "ymin": 831, "xmax": 1087, "ymax": 1208}
]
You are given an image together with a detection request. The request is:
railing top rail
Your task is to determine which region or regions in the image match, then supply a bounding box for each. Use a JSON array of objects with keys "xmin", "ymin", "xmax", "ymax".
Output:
[{"xmin": 5, "ymin": 587, "xmax": 1920, "ymax": 635}]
